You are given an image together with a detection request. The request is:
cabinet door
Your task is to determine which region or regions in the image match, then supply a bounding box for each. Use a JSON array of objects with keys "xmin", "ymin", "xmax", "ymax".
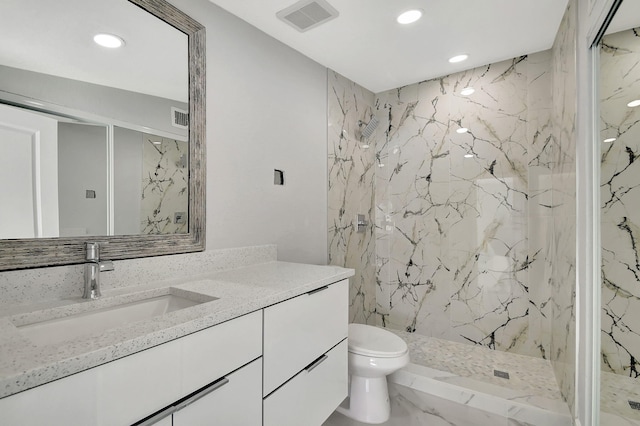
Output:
[
  {"xmin": 264, "ymin": 339, "xmax": 347, "ymax": 426},
  {"xmin": 0, "ymin": 363, "xmax": 98, "ymax": 426},
  {"xmin": 263, "ymin": 279, "xmax": 348, "ymax": 396},
  {"xmin": 173, "ymin": 358, "xmax": 262, "ymax": 426}
]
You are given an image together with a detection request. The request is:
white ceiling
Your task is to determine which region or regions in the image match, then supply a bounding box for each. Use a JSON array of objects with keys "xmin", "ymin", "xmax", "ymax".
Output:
[
  {"xmin": 0, "ymin": 0, "xmax": 188, "ymax": 102},
  {"xmin": 607, "ymin": 1, "xmax": 640, "ymax": 35},
  {"xmin": 207, "ymin": 0, "xmax": 570, "ymax": 93}
]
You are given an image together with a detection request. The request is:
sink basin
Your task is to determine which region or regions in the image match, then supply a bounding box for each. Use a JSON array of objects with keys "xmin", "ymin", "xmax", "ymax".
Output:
[{"xmin": 16, "ymin": 294, "xmax": 208, "ymax": 346}]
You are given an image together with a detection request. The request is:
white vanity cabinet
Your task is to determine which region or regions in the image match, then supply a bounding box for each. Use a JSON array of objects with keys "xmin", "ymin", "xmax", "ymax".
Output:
[
  {"xmin": 263, "ymin": 279, "xmax": 349, "ymax": 426},
  {"xmin": 0, "ymin": 310, "xmax": 262, "ymax": 426},
  {"xmin": 146, "ymin": 358, "xmax": 262, "ymax": 426},
  {"xmin": 0, "ymin": 277, "xmax": 350, "ymax": 426}
]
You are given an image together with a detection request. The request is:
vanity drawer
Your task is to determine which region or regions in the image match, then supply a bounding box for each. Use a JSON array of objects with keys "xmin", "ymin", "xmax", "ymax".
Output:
[
  {"xmin": 180, "ymin": 310, "xmax": 262, "ymax": 393},
  {"xmin": 263, "ymin": 279, "xmax": 348, "ymax": 396},
  {"xmin": 263, "ymin": 339, "xmax": 347, "ymax": 426},
  {"xmin": 173, "ymin": 358, "xmax": 262, "ymax": 426}
]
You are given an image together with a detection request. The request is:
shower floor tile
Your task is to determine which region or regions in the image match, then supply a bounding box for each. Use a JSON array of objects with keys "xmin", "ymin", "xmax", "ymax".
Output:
[
  {"xmin": 601, "ymin": 370, "xmax": 640, "ymax": 422},
  {"xmin": 389, "ymin": 329, "xmax": 563, "ymax": 401}
]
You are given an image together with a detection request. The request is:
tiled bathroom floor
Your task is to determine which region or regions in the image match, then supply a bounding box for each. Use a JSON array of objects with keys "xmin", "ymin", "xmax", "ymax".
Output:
[
  {"xmin": 325, "ymin": 328, "xmax": 573, "ymax": 426},
  {"xmin": 323, "ymin": 383, "xmax": 530, "ymax": 426},
  {"xmin": 324, "ymin": 328, "xmax": 640, "ymax": 425}
]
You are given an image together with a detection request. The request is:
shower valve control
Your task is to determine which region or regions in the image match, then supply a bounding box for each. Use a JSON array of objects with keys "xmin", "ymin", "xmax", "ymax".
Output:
[{"xmin": 356, "ymin": 214, "xmax": 368, "ymax": 233}]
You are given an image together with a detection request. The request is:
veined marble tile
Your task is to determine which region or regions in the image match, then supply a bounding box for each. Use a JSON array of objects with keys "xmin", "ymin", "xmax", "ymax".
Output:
[
  {"xmin": 373, "ymin": 51, "xmax": 556, "ymax": 360},
  {"xmin": 140, "ymin": 134, "xmax": 188, "ymax": 234},
  {"xmin": 327, "ymin": 70, "xmax": 378, "ymax": 325},
  {"xmin": 548, "ymin": 0, "xmax": 577, "ymax": 412},
  {"xmin": 600, "ymin": 27, "xmax": 640, "ymax": 383}
]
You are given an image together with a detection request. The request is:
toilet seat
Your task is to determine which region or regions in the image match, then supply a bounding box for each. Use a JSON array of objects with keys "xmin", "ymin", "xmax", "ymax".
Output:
[{"xmin": 347, "ymin": 323, "xmax": 408, "ymax": 358}]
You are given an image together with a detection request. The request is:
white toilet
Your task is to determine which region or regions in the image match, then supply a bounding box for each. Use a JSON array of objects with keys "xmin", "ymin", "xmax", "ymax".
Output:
[{"xmin": 336, "ymin": 323, "xmax": 409, "ymax": 424}]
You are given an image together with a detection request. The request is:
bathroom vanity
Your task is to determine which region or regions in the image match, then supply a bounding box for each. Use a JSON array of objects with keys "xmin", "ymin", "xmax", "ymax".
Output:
[{"xmin": 0, "ymin": 261, "xmax": 352, "ymax": 425}]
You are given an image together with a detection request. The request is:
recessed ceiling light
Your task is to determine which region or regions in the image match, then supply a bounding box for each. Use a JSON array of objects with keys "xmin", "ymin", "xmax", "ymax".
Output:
[
  {"xmin": 603, "ymin": 138, "xmax": 616, "ymax": 143},
  {"xmin": 457, "ymin": 128, "xmax": 469, "ymax": 134},
  {"xmin": 397, "ymin": 9, "xmax": 423, "ymax": 25},
  {"xmin": 464, "ymin": 154, "xmax": 474, "ymax": 158},
  {"xmin": 627, "ymin": 99, "xmax": 640, "ymax": 107},
  {"xmin": 449, "ymin": 54, "xmax": 468, "ymax": 63},
  {"xmin": 93, "ymin": 33, "xmax": 125, "ymax": 49},
  {"xmin": 460, "ymin": 87, "xmax": 475, "ymax": 96}
]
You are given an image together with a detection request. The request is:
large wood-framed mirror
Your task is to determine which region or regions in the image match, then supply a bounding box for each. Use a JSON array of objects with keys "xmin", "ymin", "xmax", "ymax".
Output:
[{"xmin": 0, "ymin": 0, "xmax": 205, "ymax": 270}]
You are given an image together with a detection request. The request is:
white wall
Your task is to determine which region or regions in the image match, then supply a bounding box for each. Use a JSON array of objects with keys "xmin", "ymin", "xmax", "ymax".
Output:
[
  {"xmin": 58, "ymin": 123, "xmax": 108, "ymax": 236},
  {"xmin": 169, "ymin": 0, "xmax": 329, "ymax": 264}
]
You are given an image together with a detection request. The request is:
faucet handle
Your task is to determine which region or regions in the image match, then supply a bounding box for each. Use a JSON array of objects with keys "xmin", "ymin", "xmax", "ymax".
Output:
[{"xmin": 85, "ymin": 241, "xmax": 108, "ymax": 261}]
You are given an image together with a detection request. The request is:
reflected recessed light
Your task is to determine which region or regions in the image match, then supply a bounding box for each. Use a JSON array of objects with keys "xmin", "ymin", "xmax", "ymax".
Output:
[
  {"xmin": 151, "ymin": 140, "xmax": 162, "ymax": 145},
  {"xmin": 460, "ymin": 87, "xmax": 475, "ymax": 96},
  {"xmin": 26, "ymin": 100, "xmax": 44, "ymax": 106},
  {"xmin": 397, "ymin": 9, "xmax": 423, "ymax": 24},
  {"xmin": 93, "ymin": 33, "xmax": 125, "ymax": 48},
  {"xmin": 603, "ymin": 138, "xmax": 616, "ymax": 143},
  {"xmin": 378, "ymin": 163, "xmax": 385, "ymax": 168},
  {"xmin": 457, "ymin": 128, "xmax": 469, "ymax": 134},
  {"xmin": 361, "ymin": 144, "xmax": 370, "ymax": 149},
  {"xmin": 627, "ymin": 99, "xmax": 640, "ymax": 108},
  {"xmin": 449, "ymin": 54, "xmax": 468, "ymax": 63},
  {"xmin": 464, "ymin": 154, "xmax": 474, "ymax": 158}
]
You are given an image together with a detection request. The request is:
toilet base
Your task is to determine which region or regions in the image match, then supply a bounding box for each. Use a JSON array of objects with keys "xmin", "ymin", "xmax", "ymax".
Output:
[{"xmin": 335, "ymin": 375, "xmax": 390, "ymax": 424}]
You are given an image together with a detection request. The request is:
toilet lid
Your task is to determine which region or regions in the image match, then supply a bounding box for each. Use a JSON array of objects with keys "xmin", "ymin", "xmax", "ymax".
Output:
[{"xmin": 348, "ymin": 324, "xmax": 408, "ymax": 358}]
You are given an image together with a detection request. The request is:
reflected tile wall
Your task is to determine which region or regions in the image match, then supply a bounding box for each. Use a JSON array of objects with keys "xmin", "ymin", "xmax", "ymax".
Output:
[
  {"xmin": 600, "ymin": 28, "xmax": 640, "ymax": 377},
  {"xmin": 374, "ymin": 52, "xmax": 553, "ymax": 359},
  {"xmin": 549, "ymin": 0, "xmax": 577, "ymax": 412},
  {"xmin": 140, "ymin": 134, "xmax": 189, "ymax": 234},
  {"xmin": 327, "ymin": 71, "xmax": 377, "ymax": 324}
]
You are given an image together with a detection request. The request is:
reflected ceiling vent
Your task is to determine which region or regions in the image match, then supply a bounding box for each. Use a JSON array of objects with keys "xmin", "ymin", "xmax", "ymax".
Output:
[
  {"xmin": 171, "ymin": 107, "xmax": 188, "ymax": 130},
  {"xmin": 276, "ymin": 0, "xmax": 339, "ymax": 33}
]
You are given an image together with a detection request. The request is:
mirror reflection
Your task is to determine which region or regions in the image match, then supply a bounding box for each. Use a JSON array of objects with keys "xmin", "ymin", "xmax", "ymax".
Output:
[
  {"xmin": 0, "ymin": 0, "xmax": 188, "ymax": 238},
  {"xmin": 599, "ymin": 0, "xmax": 640, "ymax": 421}
]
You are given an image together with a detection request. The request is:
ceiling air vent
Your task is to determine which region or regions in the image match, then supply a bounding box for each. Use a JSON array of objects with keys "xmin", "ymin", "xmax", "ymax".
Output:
[
  {"xmin": 171, "ymin": 107, "xmax": 188, "ymax": 130},
  {"xmin": 276, "ymin": 0, "xmax": 339, "ymax": 33}
]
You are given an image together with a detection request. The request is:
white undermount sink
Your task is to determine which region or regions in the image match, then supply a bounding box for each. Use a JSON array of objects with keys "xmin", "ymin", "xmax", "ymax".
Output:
[{"xmin": 16, "ymin": 294, "xmax": 210, "ymax": 346}]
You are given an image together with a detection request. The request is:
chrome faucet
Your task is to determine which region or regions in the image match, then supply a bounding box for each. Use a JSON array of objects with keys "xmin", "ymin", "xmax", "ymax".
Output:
[{"xmin": 83, "ymin": 242, "xmax": 114, "ymax": 300}]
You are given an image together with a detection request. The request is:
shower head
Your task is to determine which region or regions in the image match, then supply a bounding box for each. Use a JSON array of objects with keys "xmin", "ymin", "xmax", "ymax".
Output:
[{"xmin": 359, "ymin": 116, "xmax": 379, "ymax": 139}]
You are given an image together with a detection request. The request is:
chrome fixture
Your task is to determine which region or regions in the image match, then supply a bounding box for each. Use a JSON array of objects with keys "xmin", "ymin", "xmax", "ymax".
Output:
[
  {"xmin": 358, "ymin": 116, "xmax": 379, "ymax": 139},
  {"xmin": 356, "ymin": 214, "xmax": 369, "ymax": 233},
  {"xmin": 83, "ymin": 242, "xmax": 114, "ymax": 299}
]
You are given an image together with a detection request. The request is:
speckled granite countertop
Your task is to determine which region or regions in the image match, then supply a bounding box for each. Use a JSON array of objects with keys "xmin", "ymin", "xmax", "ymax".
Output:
[{"xmin": 0, "ymin": 261, "xmax": 353, "ymax": 399}]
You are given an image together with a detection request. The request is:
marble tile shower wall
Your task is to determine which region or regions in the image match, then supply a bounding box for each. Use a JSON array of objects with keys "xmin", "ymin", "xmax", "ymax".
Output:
[
  {"xmin": 549, "ymin": 0, "xmax": 577, "ymax": 411},
  {"xmin": 141, "ymin": 134, "xmax": 189, "ymax": 234},
  {"xmin": 327, "ymin": 71, "xmax": 378, "ymax": 324},
  {"xmin": 600, "ymin": 27, "xmax": 640, "ymax": 377},
  {"xmin": 373, "ymin": 51, "xmax": 554, "ymax": 359}
]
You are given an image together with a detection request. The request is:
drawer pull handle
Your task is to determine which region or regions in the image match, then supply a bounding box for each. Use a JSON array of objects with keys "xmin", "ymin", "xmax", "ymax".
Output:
[
  {"xmin": 307, "ymin": 285, "xmax": 329, "ymax": 295},
  {"xmin": 305, "ymin": 354, "xmax": 329, "ymax": 372},
  {"xmin": 174, "ymin": 377, "xmax": 230, "ymax": 411}
]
